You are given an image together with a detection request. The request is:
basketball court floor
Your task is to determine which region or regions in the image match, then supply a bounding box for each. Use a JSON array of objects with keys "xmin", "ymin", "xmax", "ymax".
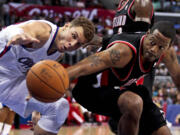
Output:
[{"xmin": 9, "ymin": 123, "xmax": 180, "ymax": 135}]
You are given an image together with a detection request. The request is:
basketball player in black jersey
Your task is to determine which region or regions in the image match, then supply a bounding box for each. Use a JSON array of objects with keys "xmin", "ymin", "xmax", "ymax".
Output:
[
  {"xmin": 110, "ymin": 0, "xmax": 154, "ymax": 132},
  {"xmin": 87, "ymin": 0, "xmax": 154, "ymax": 95},
  {"xmin": 113, "ymin": 0, "xmax": 154, "ymax": 33},
  {"xmin": 67, "ymin": 21, "xmax": 180, "ymax": 135},
  {"xmin": 85, "ymin": 0, "xmax": 155, "ymax": 133}
]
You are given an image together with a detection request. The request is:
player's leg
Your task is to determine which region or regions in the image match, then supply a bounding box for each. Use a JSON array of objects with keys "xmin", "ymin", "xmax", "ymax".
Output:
[
  {"xmin": 117, "ymin": 91, "xmax": 143, "ymax": 135},
  {"xmin": 142, "ymin": 70, "xmax": 172, "ymax": 135},
  {"xmin": 3, "ymin": 78, "xmax": 69, "ymax": 135},
  {"xmin": 1, "ymin": 106, "xmax": 15, "ymax": 135},
  {"xmin": 3, "ymin": 107, "xmax": 15, "ymax": 125},
  {"xmin": 0, "ymin": 105, "xmax": 8, "ymax": 121},
  {"xmin": 108, "ymin": 71, "xmax": 155, "ymax": 134},
  {"xmin": 107, "ymin": 71, "xmax": 156, "ymax": 134},
  {"xmin": 0, "ymin": 105, "xmax": 8, "ymax": 134},
  {"xmin": 134, "ymin": 84, "xmax": 170, "ymax": 135},
  {"xmin": 72, "ymin": 76, "xmax": 143, "ymax": 135},
  {"xmin": 152, "ymin": 125, "xmax": 172, "ymax": 135},
  {"xmin": 27, "ymin": 97, "xmax": 69, "ymax": 135}
]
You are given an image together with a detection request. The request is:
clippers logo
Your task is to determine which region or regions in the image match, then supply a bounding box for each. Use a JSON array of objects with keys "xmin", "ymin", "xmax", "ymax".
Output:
[{"xmin": 18, "ymin": 57, "xmax": 34, "ymax": 73}]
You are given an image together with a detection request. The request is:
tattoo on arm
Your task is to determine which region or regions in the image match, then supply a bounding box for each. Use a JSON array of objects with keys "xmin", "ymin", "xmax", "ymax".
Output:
[
  {"xmin": 87, "ymin": 54, "xmax": 104, "ymax": 67},
  {"xmin": 109, "ymin": 49, "xmax": 121, "ymax": 65}
]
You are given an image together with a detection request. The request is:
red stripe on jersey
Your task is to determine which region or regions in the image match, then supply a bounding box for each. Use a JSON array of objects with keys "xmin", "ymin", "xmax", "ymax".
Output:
[
  {"xmin": 117, "ymin": 0, "xmax": 130, "ymax": 11},
  {"xmin": 0, "ymin": 46, "xmax": 11, "ymax": 58},
  {"xmin": 100, "ymin": 70, "xmax": 109, "ymax": 86},
  {"xmin": 150, "ymin": 1, "xmax": 154, "ymax": 19},
  {"xmin": 139, "ymin": 35, "xmax": 153, "ymax": 73},
  {"xmin": 128, "ymin": 0, "xmax": 135, "ymax": 20}
]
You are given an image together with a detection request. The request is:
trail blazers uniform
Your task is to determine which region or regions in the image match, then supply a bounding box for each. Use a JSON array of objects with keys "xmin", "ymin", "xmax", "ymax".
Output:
[
  {"xmin": 112, "ymin": 0, "xmax": 155, "ymax": 96},
  {"xmin": 72, "ymin": 33, "xmax": 166, "ymax": 135},
  {"xmin": 113, "ymin": 0, "xmax": 154, "ymax": 34}
]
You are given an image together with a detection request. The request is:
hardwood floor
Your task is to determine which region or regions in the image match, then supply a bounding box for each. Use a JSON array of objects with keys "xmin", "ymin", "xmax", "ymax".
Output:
[{"xmin": 10, "ymin": 123, "xmax": 180, "ymax": 135}]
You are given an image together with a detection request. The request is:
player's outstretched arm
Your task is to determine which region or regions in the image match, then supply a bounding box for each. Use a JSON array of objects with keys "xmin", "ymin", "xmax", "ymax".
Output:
[
  {"xmin": 133, "ymin": 0, "xmax": 153, "ymax": 24},
  {"xmin": 67, "ymin": 43, "xmax": 133, "ymax": 81},
  {"xmin": 6, "ymin": 21, "xmax": 48, "ymax": 47},
  {"xmin": 163, "ymin": 47, "xmax": 180, "ymax": 91},
  {"xmin": 7, "ymin": 33, "xmax": 40, "ymax": 47}
]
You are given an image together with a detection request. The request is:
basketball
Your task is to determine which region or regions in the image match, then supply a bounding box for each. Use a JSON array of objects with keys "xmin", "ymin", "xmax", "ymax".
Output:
[{"xmin": 26, "ymin": 60, "xmax": 69, "ymax": 103}]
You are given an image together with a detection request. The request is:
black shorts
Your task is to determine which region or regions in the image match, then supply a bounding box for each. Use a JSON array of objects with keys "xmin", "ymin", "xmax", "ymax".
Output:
[{"xmin": 72, "ymin": 76, "xmax": 166, "ymax": 135}]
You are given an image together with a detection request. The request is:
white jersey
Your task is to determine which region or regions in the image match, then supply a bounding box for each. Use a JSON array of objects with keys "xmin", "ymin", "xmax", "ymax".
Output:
[
  {"xmin": 0, "ymin": 20, "xmax": 69, "ymax": 133},
  {"xmin": 0, "ymin": 20, "xmax": 61, "ymax": 102}
]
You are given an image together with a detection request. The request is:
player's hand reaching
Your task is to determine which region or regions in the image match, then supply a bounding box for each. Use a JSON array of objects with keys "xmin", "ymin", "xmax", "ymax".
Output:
[
  {"xmin": 133, "ymin": 0, "xmax": 153, "ymax": 24},
  {"xmin": 7, "ymin": 33, "xmax": 40, "ymax": 47},
  {"xmin": 27, "ymin": 111, "xmax": 41, "ymax": 130},
  {"xmin": 26, "ymin": 94, "xmax": 32, "ymax": 101}
]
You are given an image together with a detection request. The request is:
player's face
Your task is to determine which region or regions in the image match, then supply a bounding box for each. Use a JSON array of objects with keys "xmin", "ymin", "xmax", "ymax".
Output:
[
  {"xmin": 57, "ymin": 24, "xmax": 87, "ymax": 52},
  {"xmin": 143, "ymin": 29, "xmax": 171, "ymax": 62}
]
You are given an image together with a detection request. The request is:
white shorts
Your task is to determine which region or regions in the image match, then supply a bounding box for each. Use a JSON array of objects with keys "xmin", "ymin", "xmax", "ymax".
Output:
[{"xmin": 1, "ymin": 78, "xmax": 69, "ymax": 133}]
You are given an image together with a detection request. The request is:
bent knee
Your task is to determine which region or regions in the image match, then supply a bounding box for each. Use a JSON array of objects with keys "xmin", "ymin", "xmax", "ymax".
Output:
[{"xmin": 117, "ymin": 91, "xmax": 143, "ymax": 114}]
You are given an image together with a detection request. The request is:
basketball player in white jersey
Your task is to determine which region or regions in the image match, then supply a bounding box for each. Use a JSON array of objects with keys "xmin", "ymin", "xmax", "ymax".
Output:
[{"xmin": 0, "ymin": 17, "xmax": 95, "ymax": 135}]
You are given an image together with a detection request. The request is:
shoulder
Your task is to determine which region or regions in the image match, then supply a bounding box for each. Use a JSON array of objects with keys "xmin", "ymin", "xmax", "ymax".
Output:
[
  {"xmin": 20, "ymin": 20, "xmax": 52, "ymax": 37},
  {"xmin": 20, "ymin": 20, "xmax": 52, "ymax": 30},
  {"xmin": 106, "ymin": 41, "xmax": 134, "ymax": 57}
]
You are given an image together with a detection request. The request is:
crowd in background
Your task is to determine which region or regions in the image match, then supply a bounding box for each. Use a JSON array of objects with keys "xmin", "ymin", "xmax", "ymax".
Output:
[
  {"xmin": 0, "ymin": 0, "xmax": 103, "ymax": 8},
  {"xmin": 0, "ymin": 0, "xmax": 180, "ymax": 125},
  {"xmin": 152, "ymin": 0, "xmax": 180, "ymax": 12}
]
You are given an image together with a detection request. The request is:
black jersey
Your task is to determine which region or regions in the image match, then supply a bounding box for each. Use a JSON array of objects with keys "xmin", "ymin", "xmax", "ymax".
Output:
[
  {"xmin": 72, "ymin": 33, "xmax": 166, "ymax": 135},
  {"xmin": 100, "ymin": 33, "xmax": 158, "ymax": 88},
  {"xmin": 113, "ymin": 0, "xmax": 154, "ymax": 34}
]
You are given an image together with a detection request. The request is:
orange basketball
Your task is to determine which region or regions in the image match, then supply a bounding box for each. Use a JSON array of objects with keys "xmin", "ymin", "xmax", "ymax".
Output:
[{"xmin": 26, "ymin": 60, "xmax": 69, "ymax": 103}]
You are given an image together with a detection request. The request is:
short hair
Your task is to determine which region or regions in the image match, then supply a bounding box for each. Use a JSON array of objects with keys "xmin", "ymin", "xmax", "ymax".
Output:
[
  {"xmin": 150, "ymin": 21, "xmax": 176, "ymax": 43},
  {"xmin": 70, "ymin": 17, "xmax": 95, "ymax": 43}
]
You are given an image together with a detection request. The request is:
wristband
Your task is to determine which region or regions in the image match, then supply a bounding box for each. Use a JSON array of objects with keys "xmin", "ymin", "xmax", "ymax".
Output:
[{"xmin": 135, "ymin": 17, "xmax": 151, "ymax": 24}]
